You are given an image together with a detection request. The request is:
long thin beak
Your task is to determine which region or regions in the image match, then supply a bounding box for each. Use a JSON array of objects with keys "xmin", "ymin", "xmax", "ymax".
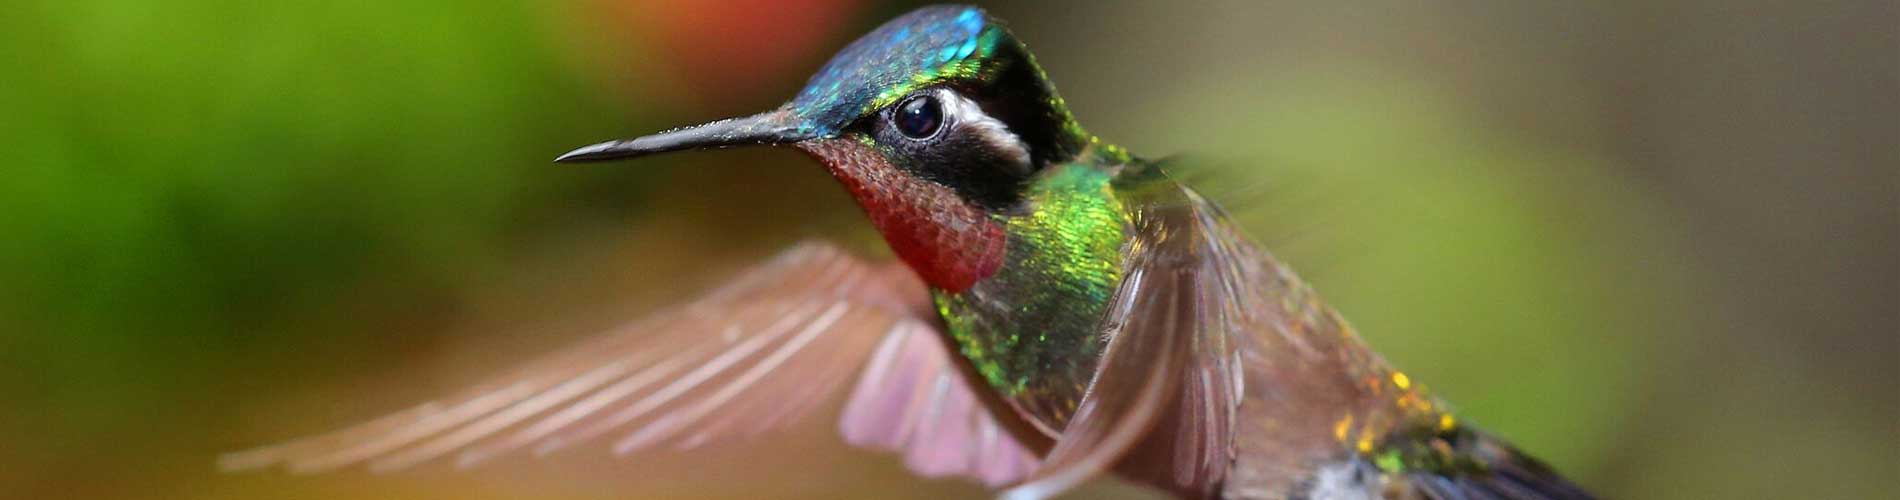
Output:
[{"xmin": 554, "ymin": 109, "xmax": 812, "ymax": 163}]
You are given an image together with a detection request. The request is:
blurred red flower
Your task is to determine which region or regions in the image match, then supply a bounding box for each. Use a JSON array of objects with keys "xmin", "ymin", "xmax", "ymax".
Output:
[{"xmin": 603, "ymin": 0, "xmax": 865, "ymax": 104}]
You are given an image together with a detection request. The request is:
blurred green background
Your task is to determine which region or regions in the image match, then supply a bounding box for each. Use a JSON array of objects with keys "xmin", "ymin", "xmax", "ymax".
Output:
[{"xmin": 2, "ymin": 1, "xmax": 1893, "ymax": 499}]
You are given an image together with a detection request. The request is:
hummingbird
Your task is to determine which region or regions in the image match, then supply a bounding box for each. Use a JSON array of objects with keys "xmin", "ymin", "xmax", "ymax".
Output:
[{"xmin": 224, "ymin": 5, "xmax": 1595, "ymax": 500}]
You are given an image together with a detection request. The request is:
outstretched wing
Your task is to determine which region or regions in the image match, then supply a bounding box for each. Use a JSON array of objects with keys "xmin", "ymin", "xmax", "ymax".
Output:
[
  {"xmin": 221, "ymin": 241, "xmax": 1038, "ymax": 487},
  {"xmin": 1075, "ymin": 166, "xmax": 1597, "ymax": 500}
]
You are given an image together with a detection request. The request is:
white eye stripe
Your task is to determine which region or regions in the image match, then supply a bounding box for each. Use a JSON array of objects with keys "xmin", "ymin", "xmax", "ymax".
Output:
[{"xmin": 934, "ymin": 89, "xmax": 1032, "ymax": 173}]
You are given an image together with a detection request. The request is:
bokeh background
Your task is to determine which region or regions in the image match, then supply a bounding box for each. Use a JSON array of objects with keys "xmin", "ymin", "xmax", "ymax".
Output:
[{"xmin": 3, "ymin": 1, "xmax": 1893, "ymax": 499}]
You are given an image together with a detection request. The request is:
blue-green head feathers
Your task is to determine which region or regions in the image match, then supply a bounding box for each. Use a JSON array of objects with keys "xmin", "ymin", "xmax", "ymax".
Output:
[
  {"xmin": 787, "ymin": 5, "xmax": 1088, "ymax": 164},
  {"xmin": 791, "ymin": 6, "xmax": 998, "ymax": 135}
]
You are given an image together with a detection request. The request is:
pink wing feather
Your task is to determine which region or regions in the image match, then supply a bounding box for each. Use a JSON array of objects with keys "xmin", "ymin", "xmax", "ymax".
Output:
[
  {"xmin": 840, "ymin": 320, "xmax": 1041, "ymax": 487},
  {"xmin": 221, "ymin": 241, "xmax": 1039, "ymax": 487}
]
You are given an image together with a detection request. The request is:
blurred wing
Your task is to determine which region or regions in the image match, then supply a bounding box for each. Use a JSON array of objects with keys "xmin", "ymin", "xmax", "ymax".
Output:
[
  {"xmin": 1145, "ymin": 166, "xmax": 1596, "ymax": 499},
  {"xmin": 1002, "ymin": 173, "xmax": 1243, "ymax": 500},
  {"xmin": 221, "ymin": 241, "xmax": 1038, "ymax": 486},
  {"xmin": 1006, "ymin": 165, "xmax": 1596, "ymax": 499}
]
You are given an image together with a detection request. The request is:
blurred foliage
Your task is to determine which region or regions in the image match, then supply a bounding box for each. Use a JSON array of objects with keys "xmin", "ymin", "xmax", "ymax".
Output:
[
  {"xmin": 0, "ymin": 0, "xmax": 626, "ymax": 491},
  {"xmin": 1, "ymin": 1, "xmax": 1892, "ymax": 499}
]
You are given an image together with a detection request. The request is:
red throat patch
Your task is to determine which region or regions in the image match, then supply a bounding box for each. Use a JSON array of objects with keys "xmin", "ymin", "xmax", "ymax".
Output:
[{"xmin": 797, "ymin": 139, "xmax": 1006, "ymax": 292}]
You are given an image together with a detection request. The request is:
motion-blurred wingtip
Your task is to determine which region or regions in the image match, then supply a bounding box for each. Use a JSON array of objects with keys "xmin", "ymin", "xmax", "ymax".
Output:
[{"xmin": 215, "ymin": 448, "xmax": 275, "ymax": 473}]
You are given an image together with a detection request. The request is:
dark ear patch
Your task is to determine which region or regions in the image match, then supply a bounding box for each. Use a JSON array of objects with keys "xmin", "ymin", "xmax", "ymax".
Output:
[
  {"xmin": 869, "ymin": 89, "xmax": 1037, "ymax": 212},
  {"xmin": 973, "ymin": 42, "xmax": 1088, "ymax": 166},
  {"xmin": 910, "ymin": 122, "xmax": 1032, "ymax": 211}
]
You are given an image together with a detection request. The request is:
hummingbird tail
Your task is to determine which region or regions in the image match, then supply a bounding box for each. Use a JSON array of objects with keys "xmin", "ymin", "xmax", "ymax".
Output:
[{"xmin": 1402, "ymin": 429, "xmax": 1597, "ymax": 500}]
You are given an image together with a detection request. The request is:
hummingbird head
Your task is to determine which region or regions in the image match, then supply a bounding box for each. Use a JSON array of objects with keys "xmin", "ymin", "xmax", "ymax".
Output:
[{"xmin": 558, "ymin": 5, "xmax": 1096, "ymax": 292}]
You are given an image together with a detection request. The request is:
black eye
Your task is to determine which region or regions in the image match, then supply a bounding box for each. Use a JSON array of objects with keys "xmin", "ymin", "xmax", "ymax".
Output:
[{"xmin": 893, "ymin": 94, "xmax": 943, "ymax": 139}]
